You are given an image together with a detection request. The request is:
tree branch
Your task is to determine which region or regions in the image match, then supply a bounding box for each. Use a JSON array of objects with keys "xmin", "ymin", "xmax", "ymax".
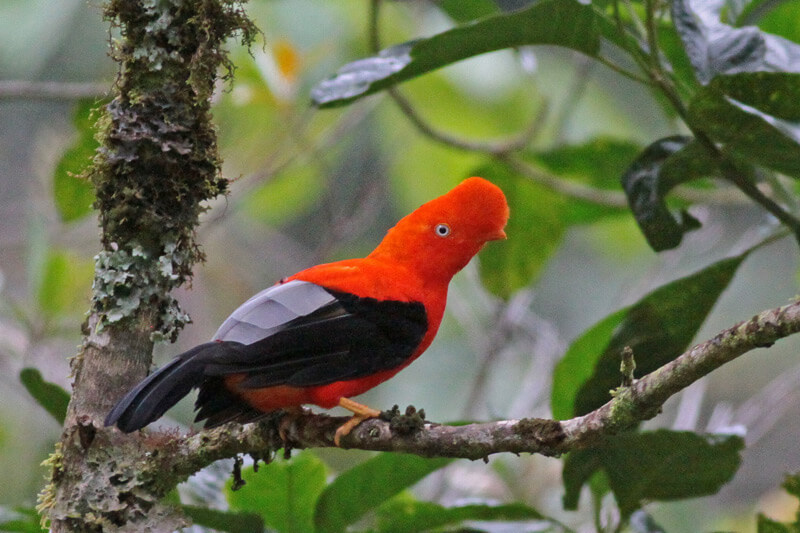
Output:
[
  {"xmin": 0, "ymin": 80, "xmax": 109, "ymax": 101},
  {"xmin": 135, "ymin": 298, "xmax": 800, "ymax": 489}
]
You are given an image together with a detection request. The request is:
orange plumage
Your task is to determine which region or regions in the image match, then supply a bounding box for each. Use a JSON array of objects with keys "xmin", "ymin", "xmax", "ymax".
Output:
[{"xmin": 106, "ymin": 177, "xmax": 509, "ymax": 443}]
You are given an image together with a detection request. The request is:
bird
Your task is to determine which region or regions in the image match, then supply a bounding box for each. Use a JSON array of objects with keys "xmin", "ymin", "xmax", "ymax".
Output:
[{"xmin": 105, "ymin": 177, "xmax": 509, "ymax": 445}]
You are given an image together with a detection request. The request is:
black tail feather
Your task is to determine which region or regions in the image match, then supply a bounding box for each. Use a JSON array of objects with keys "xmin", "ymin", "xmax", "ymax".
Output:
[{"xmin": 105, "ymin": 342, "xmax": 227, "ymax": 432}]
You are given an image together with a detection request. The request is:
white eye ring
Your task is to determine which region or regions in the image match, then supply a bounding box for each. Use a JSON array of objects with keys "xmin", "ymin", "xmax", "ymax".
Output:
[{"xmin": 434, "ymin": 223, "xmax": 451, "ymax": 237}]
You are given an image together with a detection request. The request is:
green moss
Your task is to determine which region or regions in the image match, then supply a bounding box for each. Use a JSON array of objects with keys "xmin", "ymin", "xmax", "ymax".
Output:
[{"xmin": 86, "ymin": 0, "xmax": 258, "ymax": 340}]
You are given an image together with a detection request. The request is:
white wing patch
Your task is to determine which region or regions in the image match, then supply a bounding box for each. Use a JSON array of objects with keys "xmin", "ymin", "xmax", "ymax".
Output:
[{"xmin": 212, "ymin": 280, "xmax": 338, "ymax": 345}]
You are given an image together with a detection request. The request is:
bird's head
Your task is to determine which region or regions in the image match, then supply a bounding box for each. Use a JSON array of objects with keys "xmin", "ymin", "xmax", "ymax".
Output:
[{"xmin": 370, "ymin": 177, "xmax": 509, "ymax": 283}]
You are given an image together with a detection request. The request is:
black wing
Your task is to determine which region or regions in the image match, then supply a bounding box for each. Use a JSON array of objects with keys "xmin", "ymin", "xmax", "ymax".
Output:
[{"xmin": 206, "ymin": 280, "xmax": 428, "ymax": 388}]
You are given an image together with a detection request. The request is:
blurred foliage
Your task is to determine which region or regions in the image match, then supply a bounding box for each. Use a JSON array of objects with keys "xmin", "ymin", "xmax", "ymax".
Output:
[{"xmin": 3, "ymin": 0, "xmax": 800, "ymax": 531}]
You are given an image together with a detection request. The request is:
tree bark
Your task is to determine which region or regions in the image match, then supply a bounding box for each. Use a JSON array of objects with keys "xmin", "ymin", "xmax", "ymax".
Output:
[{"xmin": 41, "ymin": 1, "xmax": 255, "ymax": 531}]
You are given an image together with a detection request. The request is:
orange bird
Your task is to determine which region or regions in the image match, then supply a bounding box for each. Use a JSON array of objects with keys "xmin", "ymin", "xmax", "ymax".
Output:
[{"xmin": 105, "ymin": 177, "xmax": 509, "ymax": 444}]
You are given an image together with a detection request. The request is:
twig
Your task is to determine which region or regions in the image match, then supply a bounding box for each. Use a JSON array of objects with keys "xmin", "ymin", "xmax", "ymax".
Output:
[
  {"xmin": 502, "ymin": 155, "xmax": 630, "ymax": 208},
  {"xmin": 137, "ymin": 298, "xmax": 800, "ymax": 482},
  {"xmin": 0, "ymin": 80, "xmax": 109, "ymax": 101}
]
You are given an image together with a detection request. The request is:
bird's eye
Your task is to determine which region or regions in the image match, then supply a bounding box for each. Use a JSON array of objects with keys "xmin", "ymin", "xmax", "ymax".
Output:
[{"xmin": 434, "ymin": 223, "xmax": 451, "ymax": 237}]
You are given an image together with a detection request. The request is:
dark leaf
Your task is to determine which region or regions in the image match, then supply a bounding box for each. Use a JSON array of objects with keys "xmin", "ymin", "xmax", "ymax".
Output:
[
  {"xmin": 621, "ymin": 136, "xmax": 713, "ymax": 251},
  {"xmin": 564, "ymin": 431, "xmax": 743, "ymax": 517},
  {"xmin": 19, "ymin": 368, "xmax": 70, "ymax": 425},
  {"xmin": 672, "ymin": 0, "xmax": 800, "ymax": 84},
  {"xmin": 180, "ymin": 505, "xmax": 264, "ymax": 533},
  {"xmin": 688, "ymin": 74, "xmax": 800, "ymax": 178},
  {"xmin": 436, "ymin": 0, "xmax": 499, "ymax": 23},
  {"xmin": 757, "ymin": 514, "xmax": 793, "ymax": 533},
  {"xmin": 572, "ymin": 253, "xmax": 746, "ymax": 416},
  {"xmin": 376, "ymin": 498, "xmax": 545, "ymax": 533},
  {"xmin": 53, "ymin": 99, "xmax": 98, "ymax": 222},
  {"xmin": 314, "ymin": 454, "xmax": 451, "ymax": 533},
  {"xmin": 603, "ymin": 431, "xmax": 744, "ymax": 517},
  {"xmin": 312, "ymin": 0, "xmax": 606, "ymax": 107},
  {"xmin": 552, "ymin": 308, "xmax": 628, "ymax": 421},
  {"xmin": 562, "ymin": 448, "xmax": 605, "ymax": 510},
  {"xmin": 226, "ymin": 451, "xmax": 326, "ymax": 533}
]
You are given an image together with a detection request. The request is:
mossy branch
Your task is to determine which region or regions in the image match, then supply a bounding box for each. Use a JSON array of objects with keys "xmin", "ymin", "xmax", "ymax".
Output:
[{"xmin": 128, "ymin": 298, "xmax": 800, "ymax": 488}]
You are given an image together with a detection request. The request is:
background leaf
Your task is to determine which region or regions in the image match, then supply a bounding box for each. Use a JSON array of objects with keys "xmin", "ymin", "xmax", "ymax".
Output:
[
  {"xmin": 312, "ymin": 0, "xmax": 607, "ymax": 107},
  {"xmin": 604, "ymin": 431, "xmax": 743, "ymax": 517},
  {"xmin": 19, "ymin": 368, "xmax": 69, "ymax": 425},
  {"xmin": 53, "ymin": 99, "xmax": 98, "ymax": 223},
  {"xmin": 35, "ymin": 249, "xmax": 94, "ymax": 319},
  {"xmin": 226, "ymin": 451, "xmax": 326, "ymax": 533},
  {"xmin": 572, "ymin": 253, "xmax": 747, "ymax": 417},
  {"xmin": 621, "ymin": 136, "xmax": 709, "ymax": 251},
  {"xmin": 376, "ymin": 497, "xmax": 545, "ymax": 533},
  {"xmin": 671, "ymin": 0, "xmax": 800, "ymax": 84},
  {"xmin": 476, "ymin": 163, "xmax": 566, "ymax": 299},
  {"xmin": 180, "ymin": 505, "xmax": 264, "ymax": 533},
  {"xmin": 314, "ymin": 454, "xmax": 452, "ymax": 533}
]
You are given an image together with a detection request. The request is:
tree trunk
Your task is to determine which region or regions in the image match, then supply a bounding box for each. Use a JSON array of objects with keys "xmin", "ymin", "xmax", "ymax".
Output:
[{"xmin": 41, "ymin": 1, "xmax": 255, "ymax": 530}]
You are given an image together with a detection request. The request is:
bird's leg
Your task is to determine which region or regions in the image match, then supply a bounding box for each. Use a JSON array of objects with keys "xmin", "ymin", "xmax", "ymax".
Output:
[{"xmin": 334, "ymin": 397, "xmax": 382, "ymax": 446}]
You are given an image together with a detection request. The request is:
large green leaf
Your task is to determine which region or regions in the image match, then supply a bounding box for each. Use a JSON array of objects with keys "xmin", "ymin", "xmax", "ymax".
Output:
[
  {"xmin": 436, "ymin": 0, "xmax": 498, "ymax": 23},
  {"xmin": 180, "ymin": 505, "xmax": 264, "ymax": 533},
  {"xmin": 570, "ymin": 253, "xmax": 746, "ymax": 417},
  {"xmin": 564, "ymin": 431, "xmax": 743, "ymax": 517},
  {"xmin": 312, "ymin": 0, "xmax": 629, "ymax": 107},
  {"xmin": 621, "ymin": 136, "xmax": 713, "ymax": 251},
  {"xmin": 19, "ymin": 368, "xmax": 69, "ymax": 425},
  {"xmin": 551, "ymin": 308, "xmax": 628, "ymax": 421},
  {"xmin": 475, "ymin": 164, "xmax": 567, "ymax": 299},
  {"xmin": 688, "ymin": 74, "xmax": 800, "ymax": 178},
  {"xmin": 672, "ymin": 0, "xmax": 800, "ymax": 84},
  {"xmin": 226, "ymin": 451, "xmax": 326, "ymax": 533},
  {"xmin": 35, "ymin": 249, "xmax": 94, "ymax": 319},
  {"xmin": 53, "ymin": 99, "xmax": 98, "ymax": 223},
  {"xmin": 604, "ymin": 431, "xmax": 743, "ymax": 516},
  {"xmin": 314, "ymin": 454, "xmax": 452, "ymax": 533},
  {"xmin": 0, "ymin": 506, "xmax": 42, "ymax": 533},
  {"xmin": 376, "ymin": 497, "xmax": 546, "ymax": 533}
]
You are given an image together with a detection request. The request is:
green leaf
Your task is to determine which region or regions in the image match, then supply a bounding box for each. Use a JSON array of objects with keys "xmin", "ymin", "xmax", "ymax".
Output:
[
  {"xmin": 562, "ymin": 448, "xmax": 605, "ymax": 510},
  {"xmin": 312, "ymin": 0, "xmax": 611, "ymax": 107},
  {"xmin": 475, "ymin": 164, "xmax": 566, "ymax": 299},
  {"xmin": 757, "ymin": 514, "xmax": 794, "ymax": 533},
  {"xmin": 688, "ymin": 74, "xmax": 800, "ymax": 178},
  {"xmin": 671, "ymin": 0, "xmax": 800, "ymax": 84},
  {"xmin": 314, "ymin": 454, "xmax": 452, "ymax": 533},
  {"xmin": 35, "ymin": 249, "xmax": 94, "ymax": 319},
  {"xmin": 436, "ymin": 0, "xmax": 498, "ymax": 23},
  {"xmin": 528, "ymin": 138, "xmax": 639, "ymax": 225},
  {"xmin": 621, "ymin": 136, "xmax": 713, "ymax": 251},
  {"xmin": 226, "ymin": 451, "xmax": 327, "ymax": 533},
  {"xmin": 19, "ymin": 368, "xmax": 69, "ymax": 425},
  {"xmin": 551, "ymin": 308, "xmax": 628, "ymax": 421},
  {"xmin": 53, "ymin": 99, "xmax": 98, "ymax": 222},
  {"xmin": 180, "ymin": 505, "xmax": 264, "ymax": 533},
  {"xmin": 0, "ymin": 506, "xmax": 43, "ymax": 533},
  {"xmin": 565, "ymin": 431, "xmax": 743, "ymax": 518},
  {"xmin": 376, "ymin": 497, "xmax": 545, "ymax": 533},
  {"xmin": 572, "ymin": 253, "xmax": 746, "ymax": 417},
  {"xmin": 603, "ymin": 431, "xmax": 743, "ymax": 516},
  {"xmin": 758, "ymin": 1, "xmax": 800, "ymax": 44}
]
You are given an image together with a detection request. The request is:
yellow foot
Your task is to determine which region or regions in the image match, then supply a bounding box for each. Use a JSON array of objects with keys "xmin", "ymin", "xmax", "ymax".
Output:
[{"xmin": 334, "ymin": 397, "xmax": 382, "ymax": 446}]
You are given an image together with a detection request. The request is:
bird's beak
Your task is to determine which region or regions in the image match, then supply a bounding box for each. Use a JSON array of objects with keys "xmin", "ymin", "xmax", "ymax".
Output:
[{"xmin": 488, "ymin": 228, "xmax": 507, "ymax": 241}]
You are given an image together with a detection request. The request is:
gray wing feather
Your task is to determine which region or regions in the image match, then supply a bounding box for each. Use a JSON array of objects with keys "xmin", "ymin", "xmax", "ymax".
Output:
[{"xmin": 212, "ymin": 280, "xmax": 337, "ymax": 344}]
